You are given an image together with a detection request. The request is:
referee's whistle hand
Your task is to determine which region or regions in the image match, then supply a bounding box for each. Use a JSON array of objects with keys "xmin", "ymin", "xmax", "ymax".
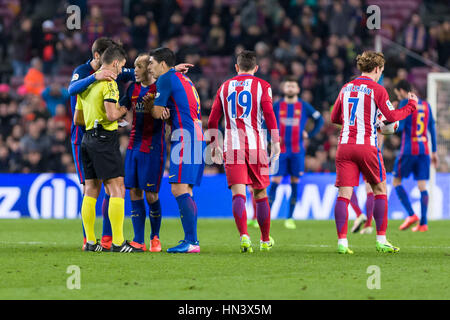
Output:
[{"xmin": 95, "ymin": 69, "xmax": 117, "ymax": 81}]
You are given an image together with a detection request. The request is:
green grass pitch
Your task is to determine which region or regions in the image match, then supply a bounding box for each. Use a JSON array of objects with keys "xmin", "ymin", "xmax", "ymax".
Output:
[{"xmin": 1, "ymin": 218, "xmax": 449, "ymax": 300}]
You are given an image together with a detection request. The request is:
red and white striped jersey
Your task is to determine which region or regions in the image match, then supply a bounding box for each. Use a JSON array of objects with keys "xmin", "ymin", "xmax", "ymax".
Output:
[
  {"xmin": 331, "ymin": 76, "xmax": 416, "ymax": 147},
  {"xmin": 208, "ymin": 74, "xmax": 278, "ymax": 153}
]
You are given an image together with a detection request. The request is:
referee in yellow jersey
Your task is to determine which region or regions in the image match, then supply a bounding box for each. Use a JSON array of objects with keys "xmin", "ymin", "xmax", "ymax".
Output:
[{"xmin": 74, "ymin": 45, "xmax": 143, "ymax": 252}]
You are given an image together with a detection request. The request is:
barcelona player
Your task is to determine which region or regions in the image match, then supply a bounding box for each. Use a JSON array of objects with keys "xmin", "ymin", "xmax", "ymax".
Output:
[
  {"xmin": 331, "ymin": 51, "xmax": 418, "ymax": 254},
  {"xmin": 393, "ymin": 80, "xmax": 438, "ymax": 232},
  {"xmin": 120, "ymin": 54, "xmax": 166, "ymax": 252},
  {"xmin": 146, "ymin": 47, "xmax": 205, "ymax": 253},
  {"xmin": 268, "ymin": 76, "xmax": 324, "ymax": 229},
  {"xmin": 208, "ymin": 50, "xmax": 280, "ymax": 253}
]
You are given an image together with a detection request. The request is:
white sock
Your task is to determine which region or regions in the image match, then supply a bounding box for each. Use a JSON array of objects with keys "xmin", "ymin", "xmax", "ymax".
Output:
[
  {"xmin": 376, "ymin": 235, "xmax": 387, "ymax": 244},
  {"xmin": 338, "ymin": 238, "xmax": 348, "ymax": 247}
]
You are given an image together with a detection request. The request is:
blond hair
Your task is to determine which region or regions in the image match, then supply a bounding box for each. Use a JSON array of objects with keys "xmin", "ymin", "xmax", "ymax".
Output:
[{"xmin": 356, "ymin": 51, "xmax": 385, "ymax": 73}]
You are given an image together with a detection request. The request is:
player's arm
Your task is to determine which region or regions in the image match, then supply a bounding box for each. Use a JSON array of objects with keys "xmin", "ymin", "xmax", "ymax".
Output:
[
  {"xmin": 174, "ymin": 63, "xmax": 194, "ymax": 74},
  {"xmin": 148, "ymin": 74, "xmax": 172, "ymax": 120},
  {"xmin": 305, "ymin": 103, "xmax": 324, "ymax": 138},
  {"xmin": 260, "ymin": 84, "xmax": 280, "ymax": 160},
  {"xmin": 376, "ymin": 89, "xmax": 418, "ymax": 123},
  {"xmin": 428, "ymin": 103, "xmax": 439, "ymax": 168},
  {"xmin": 103, "ymin": 81, "xmax": 126, "ymax": 121},
  {"xmin": 331, "ymin": 91, "xmax": 343, "ymax": 125},
  {"xmin": 68, "ymin": 68, "xmax": 117, "ymax": 96},
  {"xmin": 74, "ymin": 97, "xmax": 85, "ymax": 126}
]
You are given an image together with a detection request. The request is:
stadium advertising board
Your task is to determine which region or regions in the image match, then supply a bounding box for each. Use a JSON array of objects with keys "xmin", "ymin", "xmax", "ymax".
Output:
[{"xmin": 0, "ymin": 173, "xmax": 448, "ymax": 220}]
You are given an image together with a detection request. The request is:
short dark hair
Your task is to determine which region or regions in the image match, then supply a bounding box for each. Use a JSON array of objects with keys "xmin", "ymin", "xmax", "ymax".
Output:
[
  {"xmin": 395, "ymin": 79, "xmax": 412, "ymax": 92},
  {"xmin": 149, "ymin": 47, "xmax": 176, "ymax": 67},
  {"xmin": 283, "ymin": 75, "xmax": 299, "ymax": 85},
  {"xmin": 91, "ymin": 37, "xmax": 115, "ymax": 57},
  {"xmin": 101, "ymin": 45, "xmax": 126, "ymax": 65},
  {"xmin": 237, "ymin": 50, "xmax": 257, "ymax": 72}
]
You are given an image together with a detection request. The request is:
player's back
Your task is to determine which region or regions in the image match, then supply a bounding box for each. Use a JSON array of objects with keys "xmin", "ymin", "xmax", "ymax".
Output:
[
  {"xmin": 334, "ymin": 76, "xmax": 389, "ymax": 148},
  {"xmin": 216, "ymin": 74, "xmax": 272, "ymax": 151},
  {"xmin": 398, "ymin": 98, "xmax": 432, "ymax": 155}
]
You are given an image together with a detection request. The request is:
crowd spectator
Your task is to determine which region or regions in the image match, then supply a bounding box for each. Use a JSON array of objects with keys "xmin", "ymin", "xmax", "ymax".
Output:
[
  {"xmin": 41, "ymin": 83, "xmax": 69, "ymax": 117},
  {"xmin": 23, "ymin": 58, "xmax": 45, "ymax": 96}
]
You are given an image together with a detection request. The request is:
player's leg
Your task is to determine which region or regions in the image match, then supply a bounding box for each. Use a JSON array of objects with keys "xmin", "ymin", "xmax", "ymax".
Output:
[
  {"xmin": 253, "ymin": 188, "xmax": 274, "ymax": 251},
  {"xmin": 393, "ymin": 156, "xmax": 419, "ymax": 229},
  {"xmin": 146, "ymin": 191, "xmax": 162, "ymax": 251},
  {"xmin": 129, "ymin": 188, "xmax": 147, "ymax": 249},
  {"xmin": 82, "ymin": 178, "xmax": 105, "ymax": 251},
  {"xmin": 100, "ymin": 185, "xmax": 112, "ymax": 249},
  {"xmin": 284, "ymin": 152, "xmax": 303, "ymax": 229},
  {"xmin": 246, "ymin": 186, "xmax": 258, "ymax": 228},
  {"xmin": 335, "ymin": 186, "xmax": 353, "ymax": 254},
  {"xmin": 72, "ymin": 142, "xmax": 87, "ymax": 249},
  {"xmin": 231, "ymin": 184, "xmax": 253, "ymax": 253},
  {"xmin": 360, "ymin": 182, "xmax": 374, "ymax": 234},
  {"xmin": 350, "ymin": 186, "xmax": 367, "ymax": 234},
  {"xmin": 412, "ymin": 155, "xmax": 431, "ymax": 231}
]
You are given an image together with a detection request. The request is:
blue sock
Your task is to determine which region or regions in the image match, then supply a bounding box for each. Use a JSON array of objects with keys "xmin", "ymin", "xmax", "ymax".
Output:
[
  {"xmin": 394, "ymin": 185, "xmax": 415, "ymax": 217},
  {"xmin": 287, "ymin": 182, "xmax": 298, "ymax": 219},
  {"xmin": 149, "ymin": 199, "xmax": 162, "ymax": 239},
  {"xmin": 102, "ymin": 194, "xmax": 112, "ymax": 237},
  {"xmin": 268, "ymin": 182, "xmax": 279, "ymax": 208},
  {"xmin": 175, "ymin": 193, "xmax": 198, "ymax": 243},
  {"xmin": 420, "ymin": 190, "xmax": 428, "ymax": 226},
  {"xmin": 131, "ymin": 199, "xmax": 146, "ymax": 244}
]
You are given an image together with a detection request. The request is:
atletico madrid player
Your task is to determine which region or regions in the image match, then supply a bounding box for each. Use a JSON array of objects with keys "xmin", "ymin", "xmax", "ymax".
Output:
[
  {"xmin": 331, "ymin": 51, "xmax": 418, "ymax": 254},
  {"xmin": 208, "ymin": 50, "xmax": 280, "ymax": 253}
]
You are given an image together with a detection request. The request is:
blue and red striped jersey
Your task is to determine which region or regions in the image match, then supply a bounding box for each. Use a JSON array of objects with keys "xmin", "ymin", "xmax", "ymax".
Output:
[
  {"xmin": 154, "ymin": 68, "xmax": 203, "ymax": 142},
  {"xmin": 397, "ymin": 98, "xmax": 437, "ymax": 156},
  {"xmin": 274, "ymin": 98, "xmax": 324, "ymax": 154},
  {"xmin": 120, "ymin": 82, "xmax": 166, "ymax": 153}
]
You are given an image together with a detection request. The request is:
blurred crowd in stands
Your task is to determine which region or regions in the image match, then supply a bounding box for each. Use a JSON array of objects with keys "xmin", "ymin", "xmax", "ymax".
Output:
[{"xmin": 0, "ymin": 0, "xmax": 448, "ymax": 174}]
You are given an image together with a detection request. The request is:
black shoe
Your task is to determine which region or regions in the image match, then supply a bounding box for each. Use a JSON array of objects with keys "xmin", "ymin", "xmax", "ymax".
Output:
[
  {"xmin": 111, "ymin": 240, "xmax": 144, "ymax": 253},
  {"xmin": 84, "ymin": 241, "xmax": 107, "ymax": 252}
]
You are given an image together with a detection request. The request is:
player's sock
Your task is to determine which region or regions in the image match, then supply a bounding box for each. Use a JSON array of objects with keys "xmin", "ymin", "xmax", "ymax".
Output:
[
  {"xmin": 149, "ymin": 199, "xmax": 162, "ymax": 239},
  {"xmin": 395, "ymin": 185, "xmax": 415, "ymax": 217},
  {"xmin": 131, "ymin": 199, "xmax": 146, "ymax": 244},
  {"xmin": 334, "ymin": 197, "xmax": 349, "ymax": 239},
  {"xmin": 349, "ymin": 191, "xmax": 362, "ymax": 217},
  {"xmin": 101, "ymin": 194, "xmax": 112, "ymax": 238},
  {"xmin": 252, "ymin": 195, "xmax": 257, "ymax": 220},
  {"xmin": 364, "ymin": 192, "xmax": 374, "ymax": 227},
  {"xmin": 81, "ymin": 196, "xmax": 97, "ymax": 243},
  {"xmin": 268, "ymin": 182, "xmax": 278, "ymax": 208},
  {"xmin": 176, "ymin": 193, "xmax": 198, "ymax": 243},
  {"xmin": 255, "ymin": 197, "xmax": 271, "ymax": 242},
  {"xmin": 108, "ymin": 197, "xmax": 125, "ymax": 246},
  {"xmin": 232, "ymin": 194, "xmax": 248, "ymax": 236},
  {"xmin": 287, "ymin": 182, "xmax": 298, "ymax": 219},
  {"xmin": 373, "ymin": 194, "xmax": 388, "ymax": 236},
  {"xmin": 420, "ymin": 190, "xmax": 428, "ymax": 226}
]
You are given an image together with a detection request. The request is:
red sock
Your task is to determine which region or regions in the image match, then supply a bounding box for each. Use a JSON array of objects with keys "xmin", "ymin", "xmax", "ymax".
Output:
[
  {"xmin": 364, "ymin": 192, "xmax": 374, "ymax": 227},
  {"xmin": 232, "ymin": 194, "xmax": 248, "ymax": 236},
  {"xmin": 349, "ymin": 191, "xmax": 362, "ymax": 217},
  {"xmin": 335, "ymin": 197, "xmax": 350, "ymax": 239},
  {"xmin": 255, "ymin": 197, "xmax": 271, "ymax": 241},
  {"xmin": 373, "ymin": 194, "xmax": 388, "ymax": 235}
]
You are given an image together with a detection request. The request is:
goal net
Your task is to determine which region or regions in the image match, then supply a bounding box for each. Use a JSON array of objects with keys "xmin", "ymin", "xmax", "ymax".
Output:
[{"xmin": 427, "ymin": 73, "xmax": 450, "ymax": 219}]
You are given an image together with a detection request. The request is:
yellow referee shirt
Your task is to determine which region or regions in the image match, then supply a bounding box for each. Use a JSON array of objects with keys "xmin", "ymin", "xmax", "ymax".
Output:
[{"xmin": 75, "ymin": 73, "xmax": 120, "ymax": 131}]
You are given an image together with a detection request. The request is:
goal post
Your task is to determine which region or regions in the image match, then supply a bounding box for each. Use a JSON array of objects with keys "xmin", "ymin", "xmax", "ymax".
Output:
[{"xmin": 426, "ymin": 72, "xmax": 450, "ymax": 220}]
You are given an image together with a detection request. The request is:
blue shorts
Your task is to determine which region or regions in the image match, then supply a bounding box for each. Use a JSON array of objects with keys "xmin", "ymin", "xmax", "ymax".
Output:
[
  {"xmin": 393, "ymin": 154, "xmax": 430, "ymax": 180},
  {"xmin": 276, "ymin": 151, "xmax": 305, "ymax": 178},
  {"xmin": 125, "ymin": 147, "xmax": 166, "ymax": 192},
  {"xmin": 168, "ymin": 140, "xmax": 205, "ymax": 186},
  {"xmin": 71, "ymin": 143, "xmax": 85, "ymax": 184}
]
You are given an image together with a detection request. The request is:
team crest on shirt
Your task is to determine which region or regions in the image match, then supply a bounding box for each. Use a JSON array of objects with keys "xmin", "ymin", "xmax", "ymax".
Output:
[
  {"xmin": 155, "ymin": 92, "xmax": 160, "ymax": 99},
  {"xmin": 295, "ymin": 109, "xmax": 301, "ymax": 115},
  {"xmin": 71, "ymin": 73, "xmax": 79, "ymax": 81}
]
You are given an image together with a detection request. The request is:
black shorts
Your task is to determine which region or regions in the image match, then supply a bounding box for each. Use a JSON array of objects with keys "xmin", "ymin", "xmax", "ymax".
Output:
[{"xmin": 81, "ymin": 129, "xmax": 124, "ymax": 181}]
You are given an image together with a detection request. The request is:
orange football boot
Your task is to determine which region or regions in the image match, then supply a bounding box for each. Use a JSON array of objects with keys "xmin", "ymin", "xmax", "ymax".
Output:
[
  {"xmin": 412, "ymin": 224, "xmax": 428, "ymax": 232},
  {"xmin": 101, "ymin": 235, "xmax": 112, "ymax": 250},
  {"xmin": 129, "ymin": 241, "xmax": 147, "ymax": 251},
  {"xmin": 399, "ymin": 214, "xmax": 419, "ymax": 230},
  {"xmin": 149, "ymin": 236, "xmax": 162, "ymax": 252}
]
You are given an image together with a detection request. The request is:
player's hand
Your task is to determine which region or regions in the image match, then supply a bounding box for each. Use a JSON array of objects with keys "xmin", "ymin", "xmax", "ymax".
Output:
[
  {"xmin": 95, "ymin": 69, "xmax": 117, "ymax": 81},
  {"xmin": 408, "ymin": 92, "xmax": 418, "ymax": 103},
  {"xmin": 161, "ymin": 108, "xmax": 171, "ymax": 120},
  {"xmin": 143, "ymin": 95, "xmax": 154, "ymax": 113},
  {"xmin": 270, "ymin": 142, "xmax": 281, "ymax": 162},
  {"xmin": 175, "ymin": 63, "xmax": 194, "ymax": 74},
  {"xmin": 303, "ymin": 130, "xmax": 308, "ymax": 140},
  {"xmin": 431, "ymin": 152, "xmax": 439, "ymax": 168},
  {"xmin": 211, "ymin": 146, "xmax": 223, "ymax": 165}
]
